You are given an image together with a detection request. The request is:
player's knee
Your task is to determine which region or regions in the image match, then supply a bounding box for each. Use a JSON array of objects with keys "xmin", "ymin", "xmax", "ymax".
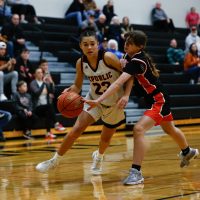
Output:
[{"xmin": 133, "ymin": 124, "xmax": 145, "ymax": 136}]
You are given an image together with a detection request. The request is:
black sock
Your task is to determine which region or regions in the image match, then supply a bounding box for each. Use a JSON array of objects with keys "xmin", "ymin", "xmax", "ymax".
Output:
[
  {"xmin": 132, "ymin": 164, "xmax": 141, "ymax": 171},
  {"xmin": 182, "ymin": 146, "xmax": 190, "ymax": 156}
]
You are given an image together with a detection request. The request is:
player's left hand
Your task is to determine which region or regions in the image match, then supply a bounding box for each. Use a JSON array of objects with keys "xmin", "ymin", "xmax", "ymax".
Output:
[
  {"xmin": 117, "ymin": 96, "xmax": 129, "ymax": 109},
  {"xmin": 83, "ymin": 99, "xmax": 99, "ymax": 111}
]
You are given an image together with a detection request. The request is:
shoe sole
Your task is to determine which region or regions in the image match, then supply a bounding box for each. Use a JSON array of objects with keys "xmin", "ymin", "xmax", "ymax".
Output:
[
  {"xmin": 180, "ymin": 149, "xmax": 199, "ymax": 168},
  {"xmin": 90, "ymin": 169, "xmax": 102, "ymax": 175},
  {"xmin": 123, "ymin": 178, "xmax": 144, "ymax": 185}
]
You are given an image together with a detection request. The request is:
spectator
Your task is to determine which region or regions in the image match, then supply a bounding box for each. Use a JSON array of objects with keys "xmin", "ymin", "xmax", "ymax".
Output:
[
  {"xmin": 167, "ymin": 39, "xmax": 185, "ymax": 65},
  {"xmin": 1, "ymin": 14, "xmax": 26, "ymax": 57},
  {"xmin": 8, "ymin": 0, "xmax": 41, "ymax": 24},
  {"xmin": 102, "ymin": 0, "xmax": 116, "ymax": 24},
  {"xmin": 65, "ymin": 0, "xmax": 87, "ymax": 27},
  {"xmin": 108, "ymin": 16, "xmax": 122, "ymax": 49},
  {"xmin": 30, "ymin": 68, "xmax": 65, "ymax": 139},
  {"xmin": 0, "ymin": 0, "xmax": 12, "ymax": 22},
  {"xmin": 83, "ymin": 0, "xmax": 100, "ymax": 18},
  {"xmin": 96, "ymin": 14, "xmax": 108, "ymax": 42},
  {"xmin": 98, "ymin": 37, "xmax": 108, "ymax": 51},
  {"xmin": 0, "ymin": 109, "xmax": 12, "ymax": 141},
  {"xmin": 185, "ymin": 7, "xmax": 200, "ymax": 30},
  {"xmin": 151, "ymin": 2, "xmax": 175, "ymax": 32},
  {"xmin": 0, "ymin": 41, "xmax": 18, "ymax": 101},
  {"xmin": 120, "ymin": 16, "xmax": 134, "ymax": 40},
  {"xmin": 107, "ymin": 39, "xmax": 124, "ymax": 59},
  {"xmin": 185, "ymin": 26, "xmax": 200, "ymax": 54},
  {"xmin": 13, "ymin": 80, "xmax": 37, "ymax": 139},
  {"xmin": 15, "ymin": 48, "xmax": 35, "ymax": 85},
  {"xmin": 183, "ymin": 43, "xmax": 200, "ymax": 84},
  {"xmin": 81, "ymin": 12, "xmax": 98, "ymax": 32}
]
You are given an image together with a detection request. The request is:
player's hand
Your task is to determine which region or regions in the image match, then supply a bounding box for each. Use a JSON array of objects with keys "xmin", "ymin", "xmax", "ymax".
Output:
[
  {"xmin": 120, "ymin": 58, "xmax": 127, "ymax": 68},
  {"xmin": 83, "ymin": 99, "xmax": 99, "ymax": 111},
  {"xmin": 62, "ymin": 85, "xmax": 79, "ymax": 94},
  {"xmin": 117, "ymin": 95, "xmax": 129, "ymax": 109}
]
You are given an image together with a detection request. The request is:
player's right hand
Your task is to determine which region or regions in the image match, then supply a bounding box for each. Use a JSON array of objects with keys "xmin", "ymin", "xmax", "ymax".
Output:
[{"xmin": 83, "ymin": 99, "xmax": 99, "ymax": 111}]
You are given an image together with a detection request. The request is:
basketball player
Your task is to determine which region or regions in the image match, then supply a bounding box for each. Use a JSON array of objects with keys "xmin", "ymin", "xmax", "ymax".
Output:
[
  {"xmin": 36, "ymin": 30, "xmax": 133, "ymax": 174},
  {"xmin": 85, "ymin": 30, "xmax": 199, "ymax": 185}
]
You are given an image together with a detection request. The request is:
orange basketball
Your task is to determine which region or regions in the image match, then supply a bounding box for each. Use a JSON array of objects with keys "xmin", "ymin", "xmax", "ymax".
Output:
[{"xmin": 57, "ymin": 91, "xmax": 84, "ymax": 118}]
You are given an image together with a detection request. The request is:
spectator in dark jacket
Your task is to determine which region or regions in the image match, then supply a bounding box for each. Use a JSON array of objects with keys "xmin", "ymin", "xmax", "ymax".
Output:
[
  {"xmin": 102, "ymin": 0, "xmax": 116, "ymax": 24},
  {"xmin": 15, "ymin": 48, "xmax": 35, "ymax": 85},
  {"xmin": 13, "ymin": 80, "xmax": 37, "ymax": 139},
  {"xmin": 1, "ymin": 14, "xmax": 26, "ymax": 57},
  {"xmin": 65, "ymin": 0, "xmax": 87, "ymax": 27}
]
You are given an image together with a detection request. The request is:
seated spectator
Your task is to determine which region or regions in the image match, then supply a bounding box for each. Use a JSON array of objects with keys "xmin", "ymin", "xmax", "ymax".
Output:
[
  {"xmin": 107, "ymin": 39, "xmax": 124, "ymax": 59},
  {"xmin": 120, "ymin": 16, "xmax": 134, "ymax": 40},
  {"xmin": 185, "ymin": 7, "xmax": 200, "ymax": 30},
  {"xmin": 39, "ymin": 59, "xmax": 55, "ymax": 86},
  {"xmin": 108, "ymin": 16, "xmax": 123, "ymax": 49},
  {"xmin": 98, "ymin": 37, "xmax": 108, "ymax": 51},
  {"xmin": 151, "ymin": 2, "xmax": 175, "ymax": 32},
  {"xmin": 83, "ymin": 0, "xmax": 100, "ymax": 18},
  {"xmin": 81, "ymin": 12, "xmax": 98, "ymax": 32},
  {"xmin": 13, "ymin": 80, "xmax": 37, "ymax": 139},
  {"xmin": 167, "ymin": 39, "xmax": 185, "ymax": 65},
  {"xmin": 96, "ymin": 14, "xmax": 108, "ymax": 42},
  {"xmin": 185, "ymin": 26, "xmax": 200, "ymax": 54},
  {"xmin": 1, "ymin": 14, "xmax": 26, "ymax": 57},
  {"xmin": 30, "ymin": 68, "xmax": 65, "ymax": 139},
  {"xmin": 0, "ymin": 109, "xmax": 12, "ymax": 141},
  {"xmin": 183, "ymin": 43, "xmax": 200, "ymax": 84},
  {"xmin": 65, "ymin": 0, "xmax": 87, "ymax": 27},
  {"xmin": 0, "ymin": 0, "xmax": 12, "ymax": 23},
  {"xmin": 102, "ymin": 0, "xmax": 116, "ymax": 24},
  {"xmin": 8, "ymin": 0, "xmax": 41, "ymax": 24},
  {"xmin": 0, "ymin": 41, "xmax": 18, "ymax": 101},
  {"xmin": 15, "ymin": 48, "xmax": 35, "ymax": 85}
]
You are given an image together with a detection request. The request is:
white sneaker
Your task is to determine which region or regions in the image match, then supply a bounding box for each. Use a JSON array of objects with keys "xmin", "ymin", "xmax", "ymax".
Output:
[
  {"xmin": 36, "ymin": 158, "xmax": 59, "ymax": 173},
  {"xmin": 0, "ymin": 94, "xmax": 7, "ymax": 101},
  {"xmin": 46, "ymin": 132, "xmax": 56, "ymax": 138},
  {"xmin": 91, "ymin": 150, "xmax": 103, "ymax": 175},
  {"xmin": 54, "ymin": 122, "xmax": 66, "ymax": 131}
]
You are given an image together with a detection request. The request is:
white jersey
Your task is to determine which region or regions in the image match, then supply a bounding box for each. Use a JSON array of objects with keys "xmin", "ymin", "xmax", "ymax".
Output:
[{"xmin": 82, "ymin": 50, "xmax": 124, "ymax": 106}]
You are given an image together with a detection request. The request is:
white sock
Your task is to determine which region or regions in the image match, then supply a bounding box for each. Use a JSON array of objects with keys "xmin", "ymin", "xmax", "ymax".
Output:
[
  {"xmin": 97, "ymin": 150, "xmax": 104, "ymax": 159},
  {"xmin": 52, "ymin": 152, "xmax": 62, "ymax": 161}
]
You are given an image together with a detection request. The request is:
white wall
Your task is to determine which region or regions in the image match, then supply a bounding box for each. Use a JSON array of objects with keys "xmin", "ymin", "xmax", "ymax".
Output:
[{"xmin": 30, "ymin": 0, "xmax": 200, "ymax": 28}]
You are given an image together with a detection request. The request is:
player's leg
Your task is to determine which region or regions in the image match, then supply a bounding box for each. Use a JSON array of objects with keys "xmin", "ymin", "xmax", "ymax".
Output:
[
  {"xmin": 123, "ymin": 115, "xmax": 155, "ymax": 185},
  {"xmin": 91, "ymin": 104, "xmax": 125, "ymax": 175},
  {"xmin": 91, "ymin": 126, "xmax": 116, "ymax": 175},
  {"xmin": 160, "ymin": 121, "xmax": 199, "ymax": 168},
  {"xmin": 35, "ymin": 111, "xmax": 95, "ymax": 173}
]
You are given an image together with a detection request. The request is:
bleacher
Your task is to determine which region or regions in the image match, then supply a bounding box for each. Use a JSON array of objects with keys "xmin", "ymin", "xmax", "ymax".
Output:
[{"xmin": 1, "ymin": 16, "xmax": 200, "ymax": 137}]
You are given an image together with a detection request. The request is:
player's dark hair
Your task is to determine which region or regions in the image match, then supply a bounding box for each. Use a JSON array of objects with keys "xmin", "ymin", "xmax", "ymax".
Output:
[
  {"xmin": 124, "ymin": 30, "xmax": 159, "ymax": 77},
  {"xmin": 79, "ymin": 29, "xmax": 98, "ymax": 43}
]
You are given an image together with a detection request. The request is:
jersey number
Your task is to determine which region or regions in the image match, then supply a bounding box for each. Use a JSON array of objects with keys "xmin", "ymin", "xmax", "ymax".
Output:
[{"xmin": 93, "ymin": 82, "xmax": 111, "ymax": 95}]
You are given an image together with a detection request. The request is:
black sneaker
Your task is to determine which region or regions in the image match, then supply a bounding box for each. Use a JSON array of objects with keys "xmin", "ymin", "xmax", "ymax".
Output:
[
  {"xmin": 23, "ymin": 130, "xmax": 34, "ymax": 140},
  {"xmin": 0, "ymin": 133, "xmax": 6, "ymax": 142}
]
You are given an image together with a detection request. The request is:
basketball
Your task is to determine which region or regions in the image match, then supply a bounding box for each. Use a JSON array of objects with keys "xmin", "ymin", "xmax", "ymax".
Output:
[{"xmin": 57, "ymin": 91, "xmax": 84, "ymax": 118}]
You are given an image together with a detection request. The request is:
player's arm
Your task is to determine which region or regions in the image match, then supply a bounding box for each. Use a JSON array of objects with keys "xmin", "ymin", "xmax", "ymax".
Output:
[
  {"xmin": 85, "ymin": 72, "xmax": 132, "ymax": 110},
  {"xmin": 103, "ymin": 52, "xmax": 122, "ymax": 71},
  {"xmin": 64, "ymin": 58, "xmax": 84, "ymax": 94},
  {"xmin": 117, "ymin": 77, "xmax": 134, "ymax": 109}
]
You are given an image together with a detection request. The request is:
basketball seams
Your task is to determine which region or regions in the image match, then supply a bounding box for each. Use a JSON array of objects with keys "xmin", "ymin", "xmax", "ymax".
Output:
[
  {"xmin": 57, "ymin": 91, "xmax": 83, "ymax": 118},
  {"xmin": 61, "ymin": 95, "xmax": 82, "ymax": 112}
]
